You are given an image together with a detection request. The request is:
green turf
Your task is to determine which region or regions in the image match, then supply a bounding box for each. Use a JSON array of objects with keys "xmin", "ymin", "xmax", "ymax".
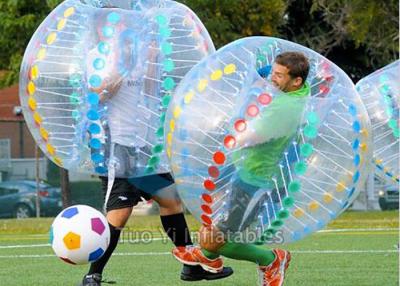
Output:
[{"xmin": 0, "ymin": 211, "xmax": 398, "ymax": 285}]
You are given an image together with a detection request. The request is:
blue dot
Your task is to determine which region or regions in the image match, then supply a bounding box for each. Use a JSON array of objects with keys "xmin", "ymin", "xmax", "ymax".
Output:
[
  {"xmin": 90, "ymin": 138, "xmax": 102, "ymax": 149},
  {"xmin": 93, "ymin": 58, "xmax": 105, "ymax": 70},
  {"xmin": 292, "ymin": 231, "xmax": 301, "ymax": 241},
  {"xmin": 91, "ymin": 153, "xmax": 104, "ymax": 163},
  {"xmin": 89, "ymin": 75, "xmax": 102, "ymax": 88},
  {"xmin": 98, "ymin": 42, "xmax": 110, "ymax": 54},
  {"xmin": 347, "ymin": 187, "xmax": 356, "ymax": 198},
  {"xmin": 329, "ymin": 212, "xmax": 336, "ymax": 219},
  {"xmin": 87, "ymin": 92, "xmax": 100, "ymax": 105},
  {"xmin": 353, "ymin": 171, "xmax": 360, "ymax": 183},
  {"xmin": 95, "ymin": 166, "xmax": 107, "ymax": 174},
  {"xmin": 352, "ymin": 139, "xmax": 360, "ymax": 150},
  {"xmin": 182, "ymin": 148, "xmax": 190, "ymax": 158},
  {"xmin": 352, "ymin": 121, "xmax": 361, "ymax": 133},
  {"xmin": 102, "ymin": 26, "xmax": 114, "ymax": 38},
  {"xmin": 107, "ymin": 12, "xmax": 121, "ymax": 24},
  {"xmin": 87, "ymin": 109, "xmax": 99, "ymax": 120},
  {"xmin": 353, "ymin": 154, "xmax": 360, "ymax": 166},
  {"xmin": 89, "ymin": 123, "xmax": 101, "ymax": 134},
  {"xmin": 178, "ymin": 130, "xmax": 188, "ymax": 141},
  {"xmin": 316, "ymin": 220, "xmax": 325, "ymax": 229},
  {"xmin": 348, "ymin": 104, "xmax": 357, "ymax": 117},
  {"xmin": 304, "ymin": 226, "xmax": 311, "ymax": 234}
]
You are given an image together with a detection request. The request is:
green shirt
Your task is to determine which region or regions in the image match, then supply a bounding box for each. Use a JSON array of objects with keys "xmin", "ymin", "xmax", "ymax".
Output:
[{"xmin": 233, "ymin": 83, "xmax": 310, "ymax": 188}]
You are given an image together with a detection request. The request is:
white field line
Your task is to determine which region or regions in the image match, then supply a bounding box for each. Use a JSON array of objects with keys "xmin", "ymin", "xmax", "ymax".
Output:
[{"xmin": 0, "ymin": 249, "xmax": 398, "ymax": 259}]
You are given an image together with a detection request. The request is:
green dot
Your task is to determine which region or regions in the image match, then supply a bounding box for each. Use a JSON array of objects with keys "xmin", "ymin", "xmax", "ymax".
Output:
[
  {"xmin": 69, "ymin": 74, "xmax": 81, "ymax": 88},
  {"xmin": 162, "ymin": 95, "xmax": 171, "ymax": 107},
  {"xmin": 159, "ymin": 27, "xmax": 171, "ymax": 37},
  {"xmin": 380, "ymin": 85, "xmax": 390, "ymax": 95},
  {"xmin": 307, "ymin": 112, "xmax": 319, "ymax": 125},
  {"xmin": 161, "ymin": 42, "xmax": 173, "ymax": 55},
  {"xmin": 304, "ymin": 125, "xmax": 318, "ymax": 138},
  {"xmin": 288, "ymin": 181, "xmax": 301, "ymax": 193},
  {"xmin": 162, "ymin": 77, "xmax": 176, "ymax": 91},
  {"xmin": 386, "ymin": 108, "xmax": 393, "ymax": 117},
  {"xmin": 71, "ymin": 110, "xmax": 81, "ymax": 120},
  {"xmin": 295, "ymin": 161, "xmax": 308, "ymax": 175},
  {"xmin": 145, "ymin": 166, "xmax": 155, "ymax": 174},
  {"xmin": 384, "ymin": 95, "xmax": 391, "ymax": 104},
  {"xmin": 148, "ymin": 156, "xmax": 160, "ymax": 166},
  {"xmin": 283, "ymin": 196, "xmax": 295, "ymax": 208},
  {"xmin": 160, "ymin": 113, "xmax": 166, "ymax": 123},
  {"xmin": 155, "ymin": 15, "xmax": 168, "ymax": 26},
  {"xmin": 163, "ymin": 58, "xmax": 175, "ymax": 72},
  {"xmin": 271, "ymin": 219, "xmax": 284, "ymax": 228},
  {"xmin": 156, "ymin": 127, "xmax": 164, "ymax": 137},
  {"xmin": 70, "ymin": 92, "xmax": 80, "ymax": 104},
  {"xmin": 264, "ymin": 228, "xmax": 277, "ymax": 235},
  {"xmin": 393, "ymin": 128, "xmax": 400, "ymax": 138},
  {"xmin": 278, "ymin": 209, "xmax": 290, "ymax": 219},
  {"xmin": 388, "ymin": 119, "xmax": 397, "ymax": 129},
  {"xmin": 257, "ymin": 54, "xmax": 266, "ymax": 63},
  {"xmin": 300, "ymin": 143, "xmax": 314, "ymax": 158},
  {"xmin": 152, "ymin": 144, "xmax": 164, "ymax": 154}
]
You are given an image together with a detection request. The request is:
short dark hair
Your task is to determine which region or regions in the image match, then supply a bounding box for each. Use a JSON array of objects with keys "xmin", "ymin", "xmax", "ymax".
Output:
[{"xmin": 275, "ymin": 52, "xmax": 310, "ymax": 84}]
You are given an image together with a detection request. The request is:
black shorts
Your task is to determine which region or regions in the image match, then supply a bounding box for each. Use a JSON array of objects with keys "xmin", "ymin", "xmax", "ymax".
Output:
[{"xmin": 101, "ymin": 173, "xmax": 174, "ymax": 212}]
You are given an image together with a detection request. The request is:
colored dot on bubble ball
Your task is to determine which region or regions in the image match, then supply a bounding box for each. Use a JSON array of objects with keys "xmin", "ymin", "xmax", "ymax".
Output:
[
  {"xmin": 258, "ymin": 93, "xmax": 272, "ymax": 105},
  {"xmin": 213, "ymin": 152, "xmax": 226, "ymax": 165},
  {"xmin": 203, "ymin": 180, "xmax": 216, "ymax": 191},
  {"xmin": 208, "ymin": 166, "xmax": 220, "ymax": 178},
  {"xmin": 247, "ymin": 105, "xmax": 259, "ymax": 117},
  {"xmin": 234, "ymin": 119, "xmax": 247, "ymax": 132},
  {"xmin": 224, "ymin": 135, "xmax": 236, "ymax": 149}
]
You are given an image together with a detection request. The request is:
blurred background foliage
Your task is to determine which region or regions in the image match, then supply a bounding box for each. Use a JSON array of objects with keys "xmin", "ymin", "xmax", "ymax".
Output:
[{"xmin": 0, "ymin": 0, "xmax": 398, "ymax": 87}]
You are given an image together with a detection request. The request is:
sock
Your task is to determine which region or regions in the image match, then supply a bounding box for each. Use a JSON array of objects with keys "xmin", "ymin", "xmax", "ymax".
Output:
[
  {"xmin": 88, "ymin": 223, "xmax": 121, "ymax": 275},
  {"xmin": 203, "ymin": 241, "xmax": 275, "ymax": 266},
  {"xmin": 160, "ymin": 213, "xmax": 193, "ymax": 246}
]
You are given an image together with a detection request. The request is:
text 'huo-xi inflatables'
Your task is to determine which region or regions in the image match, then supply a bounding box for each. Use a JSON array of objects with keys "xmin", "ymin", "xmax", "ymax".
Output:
[
  {"xmin": 356, "ymin": 60, "xmax": 399, "ymax": 184},
  {"xmin": 165, "ymin": 37, "xmax": 372, "ymax": 244},
  {"xmin": 19, "ymin": 0, "xmax": 214, "ymax": 177}
]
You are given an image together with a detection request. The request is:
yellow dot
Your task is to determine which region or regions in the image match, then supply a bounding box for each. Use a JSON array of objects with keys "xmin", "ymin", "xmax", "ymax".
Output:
[
  {"xmin": 293, "ymin": 208, "xmax": 304, "ymax": 218},
  {"xmin": 360, "ymin": 143, "xmax": 367, "ymax": 152},
  {"xmin": 40, "ymin": 128, "xmax": 49, "ymax": 141},
  {"xmin": 167, "ymin": 132, "xmax": 173, "ymax": 146},
  {"xmin": 184, "ymin": 91, "xmax": 194, "ymax": 104},
  {"xmin": 169, "ymin": 119, "xmax": 175, "ymax": 132},
  {"xmin": 30, "ymin": 65, "xmax": 39, "ymax": 80},
  {"xmin": 37, "ymin": 48, "xmax": 46, "ymax": 60},
  {"xmin": 323, "ymin": 193, "xmax": 333, "ymax": 203},
  {"xmin": 27, "ymin": 81, "xmax": 36, "ymax": 96},
  {"xmin": 64, "ymin": 7, "xmax": 75, "ymax": 18},
  {"xmin": 336, "ymin": 182, "xmax": 346, "ymax": 192},
  {"xmin": 383, "ymin": 167, "xmax": 389, "ymax": 172},
  {"xmin": 173, "ymin": 106, "xmax": 182, "ymax": 118},
  {"xmin": 224, "ymin": 64, "xmax": 236, "ymax": 75},
  {"xmin": 197, "ymin": 79, "xmax": 208, "ymax": 92},
  {"xmin": 172, "ymin": 164, "xmax": 180, "ymax": 173},
  {"xmin": 47, "ymin": 32, "xmax": 57, "ymax": 45},
  {"xmin": 47, "ymin": 144, "xmax": 56, "ymax": 156},
  {"xmin": 53, "ymin": 156, "xmax": 63, "ymax": 166},
  {"xmin": 308, "ymin": 201, "xmax": 319, "ymax": 211},
  {"xmin": 57, "ymin": 18, "xmax": 67, "ymax": 31},
  {"xmin": 375, "ymin": 158, "xmax": 383, "ymax": 165},
  {"xmin": 28, "ymin": 97, "xmax": 37, "ymax": 111},
  {"xmin": 167, "ymin": 148, "xmax": 171, "ymax": 158},
  {"xmin": 175, "ymin": 178, "xmax": 184, "ymax": 184},
  {"xmin": 210, "ymin": 70, "xmax": 223, "ymax": 81},
  {"xmin": 33, "ymin": 112, "xmax": 42, "ymax": 125}
]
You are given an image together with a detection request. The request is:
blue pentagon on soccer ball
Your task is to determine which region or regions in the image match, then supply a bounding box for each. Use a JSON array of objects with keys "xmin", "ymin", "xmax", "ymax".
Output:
[
  {"xmin": 62, "ymin": 207, "xmax": 79, "ymax": 219},
  {"xmin": 88, "ymin": 247, "xmax": 105, "ymax": 262},
  {"xmin": 91, "ymin": 218, "xmax": 106, "ymax": 235},
  {"xmin": 63, "ymin": 231, "xmax": 81, "ymax": 250}
]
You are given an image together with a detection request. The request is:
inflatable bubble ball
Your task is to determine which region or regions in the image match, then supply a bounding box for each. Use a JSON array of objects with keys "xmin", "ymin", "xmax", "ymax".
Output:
[
  {"xmin": 19, "ymin": 0, "xmax": 214, "ymax": 177},
  {"xmin": 165, "ymin": 37, "xmax": 372, "ymax": 244}
]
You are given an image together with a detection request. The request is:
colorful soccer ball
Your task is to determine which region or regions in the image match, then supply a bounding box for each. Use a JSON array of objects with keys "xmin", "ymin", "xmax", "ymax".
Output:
[{"xmin": 50, "ymin": 205, "xmax": 110, "ymax": 265}]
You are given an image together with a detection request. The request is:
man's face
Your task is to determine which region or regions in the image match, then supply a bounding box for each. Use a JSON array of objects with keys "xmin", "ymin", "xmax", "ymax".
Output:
[{"xmin": 271, "ymin": 63, "xmax": 302, "ymax": 92}]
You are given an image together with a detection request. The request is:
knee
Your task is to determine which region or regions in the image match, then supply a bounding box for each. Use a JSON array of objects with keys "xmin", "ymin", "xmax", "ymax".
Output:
[
  {"xmin": 106, "ymin": 207, "xmax": 132, "ymax": 228},
  {"xmin": 199, "ymin": 225, "xmax": 225, "ymax": 253},
  {"xmin": 156, "ymin": 197, "xmax": 183, "ymax": 215}
]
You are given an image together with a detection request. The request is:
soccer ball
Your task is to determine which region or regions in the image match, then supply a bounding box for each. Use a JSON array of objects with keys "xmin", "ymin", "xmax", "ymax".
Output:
[{"xmin": 50, "ymin": 205, "xmax": 110, "ymax": 265}]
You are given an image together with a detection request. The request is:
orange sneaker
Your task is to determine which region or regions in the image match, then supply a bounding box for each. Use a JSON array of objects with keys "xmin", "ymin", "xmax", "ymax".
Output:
[
  {"xmin": 258, "ymin": 249, "xmax": 291, "ymax": 286},
  {"xmin": 172, "ymin": 246, "xmax": 223, "ymax": 273}
]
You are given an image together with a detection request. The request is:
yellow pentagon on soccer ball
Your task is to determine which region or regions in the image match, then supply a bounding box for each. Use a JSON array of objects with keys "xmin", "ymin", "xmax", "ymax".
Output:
[{"xmin": 63, "ymin": 231, "xmax": 81, "ymax": 250}]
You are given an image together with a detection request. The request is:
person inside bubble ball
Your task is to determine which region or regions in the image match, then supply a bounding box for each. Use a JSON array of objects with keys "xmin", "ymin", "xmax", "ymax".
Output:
[
  {"xmin": 80, "ymin": 8, "xmax": 233, "ymax": 286},
  {"xmin": 172, "ymin": 52, "xmax": 310, "ymax": 286}
]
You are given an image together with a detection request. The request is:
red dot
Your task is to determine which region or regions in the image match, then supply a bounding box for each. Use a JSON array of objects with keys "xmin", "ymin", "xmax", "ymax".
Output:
[
  {"xmin": 234, "ymin": 119, "xmax": 247, "ymax": 132},
  {"xmin": 204, "ymin": 180, "xmax": 216, "ymax": 191},
  {"xmin": 201, "ymin": 214, "xmax": 212, "ymax": 225},
  {"xmin": 201, "ymin": 204, "xmax": 212, "ymax": 214},
  {"xmin": 319, "ymin": 85, "xmax": 330, "ymax": 94},
  {"xmin": 208, "ymin": 166, "xmax": 220, "ymax": 178},
  {"xmin": 213, "ymin": 151, "xmax": 226, "ymax": 165},
  {"xmin": 202, "ymin": 194, "xmax": 213, "ymax": 204},
  {"xmin": 322, "ymin": 62, "xmax": 330, "ymax": 70},
  {"xmin": 258, "ymin": 93, "xmax": 272, "ymax": 105},
  {"xmin": 247, "ymin": 105, "xmax": 259, "ymax": 117},
  {"xmin": 224, "ymin": 135, "xmax": 236, "ymax": 149},
  {"xmin": 325, "ymin": 75, "xmax": 334, "ymax": 82}
]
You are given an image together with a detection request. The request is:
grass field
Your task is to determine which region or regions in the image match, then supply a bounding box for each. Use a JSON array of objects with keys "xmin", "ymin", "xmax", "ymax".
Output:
[{"xmin": 0, "ymin": 211, "xmax": 398, "ymax": 286}]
